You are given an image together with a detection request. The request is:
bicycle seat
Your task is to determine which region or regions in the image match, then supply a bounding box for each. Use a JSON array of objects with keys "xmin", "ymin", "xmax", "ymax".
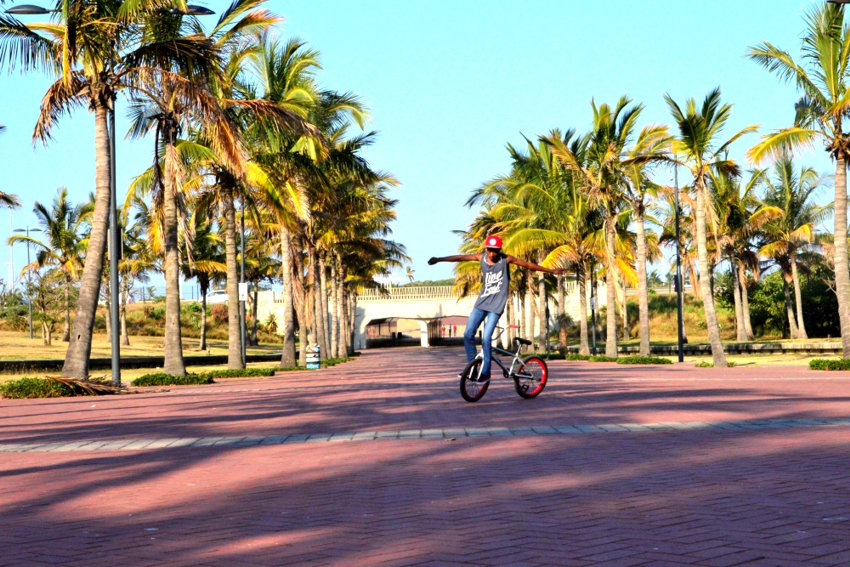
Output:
[{"xmin": 514, "ymin": 337, "xmax": 531, "ymax": 346}]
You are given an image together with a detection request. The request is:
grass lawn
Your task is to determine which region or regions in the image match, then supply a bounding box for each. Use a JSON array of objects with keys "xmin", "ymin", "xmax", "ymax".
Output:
[{"xmin": 0, "ymin": 330, "xmax": 287, "ymax": 384}]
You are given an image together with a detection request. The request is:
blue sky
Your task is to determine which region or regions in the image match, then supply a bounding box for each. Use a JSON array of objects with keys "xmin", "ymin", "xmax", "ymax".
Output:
[{"xmin": 0, "ymin": 0, "xmax": 835, "ymax": 292}]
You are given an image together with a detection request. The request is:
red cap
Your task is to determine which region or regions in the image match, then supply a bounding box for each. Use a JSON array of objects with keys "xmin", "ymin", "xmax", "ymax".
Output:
[{"xmin": 484, "ymin": 235, "xmax": 502, "ymax": 250}]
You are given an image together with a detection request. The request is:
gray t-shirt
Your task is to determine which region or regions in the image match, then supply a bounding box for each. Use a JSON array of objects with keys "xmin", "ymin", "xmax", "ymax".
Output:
[{"xmin": 474, "ymin": 253, "xmax": 510, "ymax": 314}]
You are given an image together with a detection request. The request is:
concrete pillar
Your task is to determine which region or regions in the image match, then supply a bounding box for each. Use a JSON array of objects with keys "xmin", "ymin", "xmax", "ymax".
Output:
[{"xmin": 419, "ymin": 321, "xmax": 430, "ymax": 347}]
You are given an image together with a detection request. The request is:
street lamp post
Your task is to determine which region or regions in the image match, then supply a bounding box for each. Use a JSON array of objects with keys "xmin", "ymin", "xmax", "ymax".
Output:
[
  {"xmin": 12, "ymin": 226, "xmax": 42, "ymax": 339},
  {"xmin": 673, "ymin": 159, "xmax": 685, "ymax": 363},
  {"xmin": 240, "ymin": 200, "xmax": 246, "ymax": 367}
]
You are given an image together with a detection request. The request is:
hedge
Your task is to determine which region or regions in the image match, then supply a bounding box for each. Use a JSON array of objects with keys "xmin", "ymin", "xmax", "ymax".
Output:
[
  {"xmin": 810, "ymin": 358, "xmax": 850, "ymax": 371},
  {"xmin": 617, "ymin": 355, "xmax": 673, "ymax": 365},
  {"xmin": 0, "ymin": 377, "xmax": 78, "ymax": 399}
]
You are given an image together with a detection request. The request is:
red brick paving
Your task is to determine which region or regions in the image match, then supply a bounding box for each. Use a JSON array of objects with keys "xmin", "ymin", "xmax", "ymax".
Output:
[{"xmin": 2, "ymin": 346, "xmax": 850, "ymax": 566}]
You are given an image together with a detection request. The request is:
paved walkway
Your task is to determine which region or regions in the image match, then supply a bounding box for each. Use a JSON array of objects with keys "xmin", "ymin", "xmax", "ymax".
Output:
[{"xmin": 2, "ymin": 347, "xmax": 850, "ymax": 566}]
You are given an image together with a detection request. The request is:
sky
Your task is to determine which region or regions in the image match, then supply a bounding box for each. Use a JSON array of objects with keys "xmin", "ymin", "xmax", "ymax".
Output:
[{"xmin": 0, "ymin": 0, "xmax": 837, "ymax": 294}]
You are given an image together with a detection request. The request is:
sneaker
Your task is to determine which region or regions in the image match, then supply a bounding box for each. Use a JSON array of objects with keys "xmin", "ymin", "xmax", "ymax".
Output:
[{"xmin": 476, "ymin": 373, "xmax": 491, "ymax": 383}]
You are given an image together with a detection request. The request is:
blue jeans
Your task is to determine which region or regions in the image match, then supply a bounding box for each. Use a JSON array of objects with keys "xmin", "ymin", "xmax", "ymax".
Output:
[{"xmin": 464, "ymin": 307, "xmax": 501, "ymax": 376}]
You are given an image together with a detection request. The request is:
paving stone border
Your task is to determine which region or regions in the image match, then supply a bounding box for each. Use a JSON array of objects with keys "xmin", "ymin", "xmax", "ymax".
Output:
[{"xmin": 3, "ymin": 416, "xmax": 849, "ymax": 453}]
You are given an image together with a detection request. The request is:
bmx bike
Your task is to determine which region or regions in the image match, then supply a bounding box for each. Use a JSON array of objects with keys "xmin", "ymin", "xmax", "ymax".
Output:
[{"xmin": 459, "ymin": 325, "xmax": 548, "ymax": 402}]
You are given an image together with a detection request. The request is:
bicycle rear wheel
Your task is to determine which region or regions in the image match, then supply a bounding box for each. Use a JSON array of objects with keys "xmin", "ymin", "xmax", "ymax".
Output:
[
  {"xmin": 460, "ymin": 358, "xmax": 489, "ymax": 402},
  {"xmin": 513, "ymin": 356, "xmax": 547, "ymax": 398}
]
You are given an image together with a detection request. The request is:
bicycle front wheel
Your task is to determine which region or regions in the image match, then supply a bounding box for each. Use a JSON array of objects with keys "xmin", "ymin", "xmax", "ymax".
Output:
[
  {"xmin": 513, "ymin": 356, "xmax": 547, "ymax": 399},
  {"xmin": 460, "ymin": 358, "xmax": 489, "ymax": 402}
]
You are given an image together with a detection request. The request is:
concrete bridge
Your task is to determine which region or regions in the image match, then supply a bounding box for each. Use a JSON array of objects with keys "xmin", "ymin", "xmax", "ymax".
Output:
[{"xmin": 354, "ymin": 286, "xmax": 478, "ymax": 349}]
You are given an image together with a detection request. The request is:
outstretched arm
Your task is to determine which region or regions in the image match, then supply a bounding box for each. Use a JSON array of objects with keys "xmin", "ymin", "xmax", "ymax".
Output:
[
  {"xmin": 506, "ymin": 255, "xmax": 566, "ymax": 275},
  {"xmin": 428, "ymin": 253, "xmax": 481, "ymax": 265}
]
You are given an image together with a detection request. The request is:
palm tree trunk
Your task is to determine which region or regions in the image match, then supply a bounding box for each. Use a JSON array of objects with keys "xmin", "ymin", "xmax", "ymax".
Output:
[
  {"xmin": 537, "ymin": 267, "xmax": 546, "ymax": 346},
  {"xmin": 279, "ymin": 228, "xmax": 296, "ymax": 367},
  {"xmin": 618, "ymin": 273, "xmax": 629, "ymax": 341},
  {"xmin": 695, "ymin": 182, "xmax": 727, "ymax": 366},
  {"xmin": 604, "ymin": 217, "xmax": 618, "ymax": 358},
  {"xmin": 162, "ymin": 136, "xmax": 185, "ymax": 375},
  {"xmin": 578, "ymin": 264, "xmax": 590, "ymax": 355},
  {"xmin": 308, "ymin": 245, "xmax": 328, "ymax": 361},
  {"xmin": 783, "ymin": 272, "xmax": 799, "ymax": 339},
  {"xmin": 524, "ymin": 274, "xmax": 534, "ymax": 340},
  {"xmin": 739, "ymin": 262, "xmax": 754, "ymax": 340},
  {"xmin": 224, "ymin": 194, "xmax": 244, "ymax": 369},
  {"xmin": 791, "ymin": 254, "xmax": 807, "ymax": 339},
  {"xmin": 62, "ymin": 103, "xmax": 111, "ymax": 379},
  {"xmin": 63, "ymin": 275, "xmax": 71, "ymax": 342},
  {"xmin": 635, "ymin": 213, "xmax": 650, "ymax": 355},
  {"xmin": 120, "ymin": 282, "xmax": 129, "ymax": 347},
  {"xmin": 557, "ymin": 273, "xmax": 567, "ymax": 353},
  {"xmin": 200, "ymin": 283, "xmax": 208, "ymax": 351},
  {"xmin": 250, "ymin": 283, "xmax": 259, "ymax": 346},
  {"xmin": 835, "ymin": 155, "xmax": 850, "ymax": 356},
  {"xmin": 293, "ymin": 244, "xmax": 308, "ymax": 366},
  {"xmin": 319, "ymin": 253, "xmax": 331, "ymax": 359},
  {"xmin": 731, "ymin": 256, "xmax": 747, "ymax": 342},
  {"xmin": 104, "ymin": 279, "xmax": 112, "ymax": 342}
]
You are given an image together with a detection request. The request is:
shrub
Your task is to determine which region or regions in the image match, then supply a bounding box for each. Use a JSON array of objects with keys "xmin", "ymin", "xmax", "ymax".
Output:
[
  {"xmin": 810, "ymin": 358, "xmax": 850, "ymax": 371},
  {"xmin": 565, "ymin": 353, "xmax": 591, "ymax": 361},
  {"xmin": 151, "ymin": 304, "xmax": 166, "ymax": 320},
  {"xmin": 695, "ymin": 361, "xmax": 737, "ymax": 368},
  {"xmin": 589, "ymin": 355, "xmax": 617, "ymax": 362},
  {"xmin": 132, "ymin": 373, "xmax": 214, "ymax": 387},
  {"xmin": 132, "ymin": 367, "xmax": 278, "ymax": 386},
  {"xmin": 0, "ymin": 377, "xmax": 77, "ymax": 399},
  {"xmin": 617, "ymin": 355, "xmax": 673, "ymax": 365},
  {"xmin": 196, "ymin": 367, "xmax": 276, "ymax": 380},
  {"xmin": 210, "ymin": 303, "xmax": 228, "ymax": 323}
]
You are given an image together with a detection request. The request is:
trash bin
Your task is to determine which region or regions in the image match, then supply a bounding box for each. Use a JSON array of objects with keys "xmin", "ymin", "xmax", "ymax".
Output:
[{"xmin": 306, "ymin": 345, "xmax": 321, "ymax": 369}]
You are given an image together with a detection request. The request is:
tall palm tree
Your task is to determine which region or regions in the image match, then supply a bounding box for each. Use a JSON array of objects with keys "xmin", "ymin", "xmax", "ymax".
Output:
[
  {"xmin": 199, "ymin": 5, "xmax": 320, "ymax": 370},
  {"xmin": 759, "ymin": 157, "xmax": 829, "ymax": 339},
  {"xmin": 0, "ymin": 124, "xmax": 20, "ymax": 207},
  {"xmin": 710, "ymin": 169, "xmax": 774, "ymax": 342},
  {"xmin": 620, "ymin": 126, "xmax": 670, "ymax": 355},
  {"xmin": 247, "ymin": 34, "xmax": 320, "ymax": 367},
  {"xmin": 748, "ymin": 2, "xmax": 850, "ymax": 354},
  {"xmin": 8, "ymin": 187, "xmax": 90, "ymax": 342},
  {"xmin": 666, "ymin": 88, "xmax": 756, "ymax": 367},
  {"xmin": 0, "ymin": 0, "xmax": 218, "ymax": 378},
  {"xmin": 547, "ymin": 97, "xmax": 646, "ymax": 358}
]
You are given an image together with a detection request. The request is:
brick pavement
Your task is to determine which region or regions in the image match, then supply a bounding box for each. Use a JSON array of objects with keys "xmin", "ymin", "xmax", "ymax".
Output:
[{"xmin": 2, "ymin": 346, "xmax": 850, "ymax": 566}]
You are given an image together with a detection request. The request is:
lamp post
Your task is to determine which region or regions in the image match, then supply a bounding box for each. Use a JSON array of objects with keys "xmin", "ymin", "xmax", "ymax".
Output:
[
  {"xmin": 240, "ymin": 200, "xmax": 246, "ymax": 367},
  {"xmin": 12, "ymin": 226, "xmax": 42, "ymax": 339},
  {"xmin": 672, "ymin": 159, "xmax": 685, "ymax": 363}
]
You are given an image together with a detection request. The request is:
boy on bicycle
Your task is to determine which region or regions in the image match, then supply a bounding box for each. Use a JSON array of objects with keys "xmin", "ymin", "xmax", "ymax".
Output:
[{"xmin": 428, "ymin": 235, "xmax": 564, "ymax": 382}]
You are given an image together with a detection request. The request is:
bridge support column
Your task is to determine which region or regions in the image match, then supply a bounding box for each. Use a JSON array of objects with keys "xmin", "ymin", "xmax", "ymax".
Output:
[{"xmin": 419, "ymin": 321, "xmax": 430, "ymax": 347}]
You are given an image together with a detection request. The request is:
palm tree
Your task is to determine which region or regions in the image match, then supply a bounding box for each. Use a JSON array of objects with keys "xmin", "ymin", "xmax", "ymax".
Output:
[
  {"xmin": 0, "ymin": 0, "xmax": 218, "ymax": 378},
  {"xmin": 759, "ymin": 157, "xmax": 829, "ymax": 339},
  {"xmin": 547, "ymin": 97, "xmax": 647, "ymax": 358},
  {"xmin": 710, "ymin": 169, "xmax": 775, "ymax": 342},
  {"xmin": 8, "ymin": 188, "xmax": 90, "ymax": 342},
  {"xmin": 620, "ymin": 126, "xmax": 670, "ymax": 355},
  {"xmin": 246, "ymin": 34, "xmax": 321, "ymax": 366},
  {"xmin": 666, "ymin": 88, "xmax": 756, "ymax": 367},
  {"xmin": 0, "ymin": 124, "xmax": 20, "ymax": 208},
  {"xmin": 748, "ymin": 2, "xmax": 850, "ymax": 354},
  {"xmin": 199, "ymin": 7, "xmax": 320, "ymax": 371},
  {"xmin": 180, "ymin": 208, "xmax": 225, "ymax": 350}
]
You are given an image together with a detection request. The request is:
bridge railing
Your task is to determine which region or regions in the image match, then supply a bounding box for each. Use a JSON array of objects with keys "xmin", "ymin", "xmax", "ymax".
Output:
[{"xmin": 357, "ymin": 286, "xmax": 459, "ymax": 301}]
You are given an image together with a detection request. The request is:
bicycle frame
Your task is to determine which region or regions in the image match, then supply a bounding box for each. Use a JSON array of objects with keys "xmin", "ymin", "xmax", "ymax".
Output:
[{"xmin": 474, "ymin": 326, "xmax": 525, "ymax": 378}]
